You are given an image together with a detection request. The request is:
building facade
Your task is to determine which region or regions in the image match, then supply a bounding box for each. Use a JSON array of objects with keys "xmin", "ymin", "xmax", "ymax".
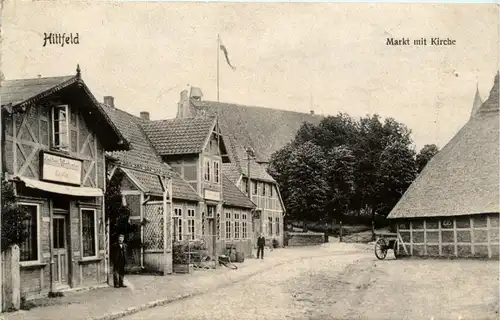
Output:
[
  {"xmin": 102, "ymin": 103, "xmax": 203, "ymax": 274},
  {"xmin": 1, "ymin": 68, "xmax": 129, "ymax": 299},
  {"xmin": 175, "ymin": 87, "xmax": 323, "ymax": 247},
  {"xmin": 387, "ymin": 72, "xmax": 500, "ymax": 259}
]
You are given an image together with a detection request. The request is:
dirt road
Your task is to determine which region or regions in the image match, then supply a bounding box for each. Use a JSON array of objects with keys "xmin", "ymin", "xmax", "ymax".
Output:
[{"xmin": 123, "ymin": 248, "xmax": 499, "ymax": 320}]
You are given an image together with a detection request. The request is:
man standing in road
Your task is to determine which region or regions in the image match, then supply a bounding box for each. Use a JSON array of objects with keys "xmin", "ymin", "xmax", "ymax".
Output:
[
  {"xmin": 257, "ymin": 233, "xmax": 266, "ymax": 260},
  {"xmin": 111, "ymin": 234, "xmax": 128, "ymax": 288}
]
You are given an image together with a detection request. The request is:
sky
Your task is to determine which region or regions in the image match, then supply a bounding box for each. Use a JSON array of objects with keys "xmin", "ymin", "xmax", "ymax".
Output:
[{"xmin": 1, "ymin": 2, "xmax": 498, "ymax": 151}]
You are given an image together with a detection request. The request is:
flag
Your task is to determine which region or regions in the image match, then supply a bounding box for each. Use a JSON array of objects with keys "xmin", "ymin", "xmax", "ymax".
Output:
[{"xmin": 219, "ymin": 39, "xmax": 236, "ymax": 70}]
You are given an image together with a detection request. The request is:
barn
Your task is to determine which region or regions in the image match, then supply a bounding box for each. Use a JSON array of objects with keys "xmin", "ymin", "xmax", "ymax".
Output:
[{"xmin": 387, "ymin": 72, "xmax": 499, "ymax": 259}]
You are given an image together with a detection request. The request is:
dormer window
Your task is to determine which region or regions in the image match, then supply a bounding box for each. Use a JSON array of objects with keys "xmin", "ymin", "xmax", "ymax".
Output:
[
  {"xmin": 52, "ymin": 105, "xmax": 69, "ymax": 151},
  {"xmin": 204, "ymin": 159, "xmax": 211, "ymax": 181}
]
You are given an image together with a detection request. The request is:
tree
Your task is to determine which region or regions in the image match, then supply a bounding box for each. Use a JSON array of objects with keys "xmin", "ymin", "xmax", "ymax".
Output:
[
  {"xmin": 324, "ymin": 146, "xmax": 356, "ymax": 220},
  {"xmin": 269, "ymin": 141, "xmax": 329, "ymax": 228},
  {"xmin": 375, "ymin": 140, "xmax": 417, "ymax": 217},
  {"xmin": 105, "ymin": 170, "xmax": 133, "ymax": 243},
  {"xmin": 1, "ymin": 180, "xmax": 31, "ymax": 251},
  {"xmin": 416, "ymin": 144, "xmax": 439, "ymax": 173}
]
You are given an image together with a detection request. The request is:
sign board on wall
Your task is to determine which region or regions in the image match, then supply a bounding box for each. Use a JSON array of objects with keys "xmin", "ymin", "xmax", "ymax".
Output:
[
  {"xmin": 204, "ymin": 189, "xmax": 220, "ymax": 201},
  {"xmin": 41, "ymin": 152, "xmax": 82, "ymax": 186}
]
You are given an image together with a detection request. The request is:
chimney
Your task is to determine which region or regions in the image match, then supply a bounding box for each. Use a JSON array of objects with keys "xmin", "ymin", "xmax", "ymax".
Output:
[
  {"xmin": 104, "ymin": 96, "xmax": 115, "ymax": 108},
  {"xmin": 140, "ymin": 111, "xmax": 150, "ymax": 120},
  {"xmin": 177, "ymin": 89, "xmax": 197, "ymax": 118},
  {"xmin": 310, "ymin": 110, "xmax": 315, "ymax": 115}
]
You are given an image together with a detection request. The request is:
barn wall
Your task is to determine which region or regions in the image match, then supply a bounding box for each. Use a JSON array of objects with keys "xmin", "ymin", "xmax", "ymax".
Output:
[{"xmin": 395, "ymin": 213, "xmax": 499, "ymax": 259}]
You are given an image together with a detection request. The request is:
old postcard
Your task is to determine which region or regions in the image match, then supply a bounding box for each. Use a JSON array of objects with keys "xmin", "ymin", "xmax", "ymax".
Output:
[{"xmin": 0, "ymin": 1, "xmax": 498, "ymax": 319}]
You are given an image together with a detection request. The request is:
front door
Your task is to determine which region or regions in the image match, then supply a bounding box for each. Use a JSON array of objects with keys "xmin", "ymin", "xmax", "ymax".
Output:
[{"xmin": 52, "ymin": 214, "xmax": 69, "ymax": 289}]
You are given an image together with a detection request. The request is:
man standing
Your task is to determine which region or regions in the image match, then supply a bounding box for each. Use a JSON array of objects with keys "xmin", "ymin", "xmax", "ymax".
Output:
[
  {"xmin": 111, "ymin": 234, "xmax": 127, "ymax": 288},
  {"xmin": 256, "ymin": 233, "xmax": 266, "ymax": 260}
]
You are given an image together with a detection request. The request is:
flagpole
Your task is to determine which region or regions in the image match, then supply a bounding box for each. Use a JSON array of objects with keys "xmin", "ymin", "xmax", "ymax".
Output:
[{"xmin": 217, "ymin": 34, "xmax": 220, "ymax": 102}]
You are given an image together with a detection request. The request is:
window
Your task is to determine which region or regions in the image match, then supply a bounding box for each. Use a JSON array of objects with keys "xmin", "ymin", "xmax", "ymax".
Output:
[
  {"xmin": 242, "ymin": 213, "xmax": 247, "ymax": 220},
  {"xmin": 276, "ymin": 217, "xmax": 280, "ymax": 236},
  {"xmin": 204, "ymin": 159, "xmax": 211, "ymax": 181},
  {"xmin": 270, "ymin": 185, "xmax": 274, "ymax": 197},
  {"xmin": 187, "ymin": 208, "xmax": 195, "ymax": 240},
  {"xmin": 187, "ymin": 220, "xmax": 195, "ymax": 240},
  {"xmin": 242, "ymin": 179, "xmax": 248, "ymax": 194},
  {"xmin": 52, "ymin": 105, "xmax": 69, "ymax": 150},
  {"xmin": 234, "ymin": 221, "xmax": 240, "ymax": 239},
  {"xmin": 19, "ymin": 203, "xmax": 39, "ymax": 262},
  {"xmin": 252, "ymin": 181, "xmax": 257, "ymax": 195},
  {"xmin": 225, "ymin": 212, "xmax": 231, "ymax": 220},
  {"xmin": 81, "ymin": 209, "xmax": 97, "ymax": 257},
  {"xmin": 234, "ymin": 213, "xmax": 240, "ymax": 220},
  {"xmin": 213, "ymin": 161, "xmax": 220, "ymax": 183},
  {"xmin": 207, "ymin": 205, "xmax": 216, "ymax": 218},
  {"xmin": 174, "ymin": 207, "xmax": 182, "ymax": 217},
  {"xmin": 261, "ymin": 183, "xmax": 266, "ymax": 196},
  {"xmin": 225, "ymin": 220, "xmax": 231, "ymax": 239},
  {"xmin": 242, "ymin": 222, "xmax": 248, "ymax": 239},
  {"xmin": 268, "ymin": 216, "xmax": 273, "ymax": 236},
  {"xmin": 177, "ymin": 218, "xmax": 183, "ymax": 241}
]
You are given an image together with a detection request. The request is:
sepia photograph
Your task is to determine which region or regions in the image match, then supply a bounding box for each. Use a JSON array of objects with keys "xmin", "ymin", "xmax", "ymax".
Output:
[{"xmin": 0, "ymin": 1, "xmax": 498, "ymax": 319}]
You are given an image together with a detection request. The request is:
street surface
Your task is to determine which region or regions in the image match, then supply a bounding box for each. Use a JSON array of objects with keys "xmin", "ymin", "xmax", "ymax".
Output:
[{"xmin": 122, "ymin": 248, "xmax": 499, "ymax": 320}]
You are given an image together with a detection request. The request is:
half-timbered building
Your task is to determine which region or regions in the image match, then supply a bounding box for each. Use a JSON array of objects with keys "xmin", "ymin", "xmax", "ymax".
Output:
[
  {"xmin": 140, "ymin": 115, "xmax": 230, "ymax": 256},
  {"xmin": 387, "ymin": 72, "xmax": 500, "ymax": 259},
  {"xmin": 176, "ymin": 87, "xmax": 323, "ymax": 247},
  {"xmin": 0, "ymin": 67, "xmax": 129, "ymax": 299},
  {"xmin": 101, "ymin": 101, "xmax": 202, "ymax": 274}
]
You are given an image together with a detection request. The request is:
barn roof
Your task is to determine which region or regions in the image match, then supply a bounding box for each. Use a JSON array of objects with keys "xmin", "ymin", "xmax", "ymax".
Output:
[
  {"xmin": 388, "ymin": 72, "xmax": 500, "ymax": 219},
  {"xmin": 191, "ymin": 100, "xmax": 323, "ymax": 163},
  {"xmin": 190, "ymin": 100, "xmax": 322, "ymax": 183},
  {"xmin": 102, "ymin": 104, "xmax": 202, "ymax": 202},
  {"xmin": 1, "ymin": 70, "xmax": 128, "ymax": 152}
]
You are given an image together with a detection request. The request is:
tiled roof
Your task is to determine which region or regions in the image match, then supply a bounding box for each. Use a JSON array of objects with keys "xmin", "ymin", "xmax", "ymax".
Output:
[
  {"xmin": 121, "ymin": 168, "xmax": 164, "ymax": 195},
  {"xmin": 222, "ymin": 174, "xmax": 256, "ymax": 209},
  {"xmin": 1, "ymin": 75, "xmax": 128, "ymax": 152},
  {"xmin": 141, "ymin": 117, "xmax": 216, "ymax": 155},
  {"xmin": 191, "ymin": 100, "xmax": 322, "ymax": 183},
  {"xmin": 222, "ymin": 163, "xmax": 241, "ymax": 184},
  {"xmin": 102, "ymin": 104, "xmax": 171, "ymax": 175},
  {"xmin": 172, "ymin": 173, "xmax": 202, "ymax": 202},
  {"xmin": 388, "ymin": 72, "xmax": 500, "ymax": 219},
  {"xmin": 103, "ymin": 105, "xmax": 201, "ymax": 202},
  {"xmin": 1, "ymin": 76, "xmax": 75, "ymax": 106},
  {"xmin": 192, "ymin": 100, "xmax": 323, "ymax": 163}
]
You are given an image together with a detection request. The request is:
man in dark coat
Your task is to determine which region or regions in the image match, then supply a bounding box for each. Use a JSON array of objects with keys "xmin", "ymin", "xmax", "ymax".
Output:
[
  {"xmin": 111, "ymin": 234, "xmax": 127, "ymax": 288},
  {"xmin": 257, "ymin": 233, "xmax": 266, "ymax": 260}
]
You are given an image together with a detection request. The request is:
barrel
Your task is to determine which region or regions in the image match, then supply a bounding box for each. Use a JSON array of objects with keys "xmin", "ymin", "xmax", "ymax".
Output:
[{"xmin": 235, "ymin": 252, "xmax": 245, "ymax": 263}]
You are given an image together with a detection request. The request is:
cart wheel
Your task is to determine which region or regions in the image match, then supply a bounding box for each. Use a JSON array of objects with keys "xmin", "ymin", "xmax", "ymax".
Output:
[
  {"xmin": 393, "ymin": 240, "xmax": 399, "ymax": 259},
  {"xmin": 374, "ymin": 238, "xmax": 388, "ymax": 260}
]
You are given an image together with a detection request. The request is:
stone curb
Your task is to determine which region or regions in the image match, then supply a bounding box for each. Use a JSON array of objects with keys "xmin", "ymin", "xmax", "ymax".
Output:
[{"xmin": 90, "ymin": 249, "xmax": 363, "ymax": 320}]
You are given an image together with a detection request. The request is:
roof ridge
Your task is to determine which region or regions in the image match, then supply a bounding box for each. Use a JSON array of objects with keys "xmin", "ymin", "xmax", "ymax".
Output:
[
  {"xmin": 1, "ymin": 75, "xmax": 75, "ymax": 84},
  {"xmin": 192, "ymin": 99, "xmax": 324, "ymax": 117}
]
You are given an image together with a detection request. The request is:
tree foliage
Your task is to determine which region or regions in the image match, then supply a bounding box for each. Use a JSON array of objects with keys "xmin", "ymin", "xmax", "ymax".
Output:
[
  {"xmin": 105, "ymin": 170, "xmax": 134, "ymax": 244},
  {"xmin": 416, "ymin": 144, "xmax": 439, "ymax": 173},
  {"xmin": 1, "ymin": 180, "xmax": 31, "ymax": 251},
  {"xmin": 268, "ymin": 113, "xmax": 435, "ymax": 224}
]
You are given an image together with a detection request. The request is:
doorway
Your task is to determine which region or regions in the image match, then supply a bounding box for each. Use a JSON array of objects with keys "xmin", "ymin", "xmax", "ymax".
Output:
[{"xmin": 52, "ymin": 214, "xmax": 69, "ymax": 289}]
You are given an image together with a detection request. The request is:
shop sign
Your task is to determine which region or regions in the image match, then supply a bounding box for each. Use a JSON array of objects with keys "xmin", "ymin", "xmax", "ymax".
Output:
[
  {"xmin": 204, "ymin": 189, "xmax": 220, "ymax": 201},
  {"xmin": 41, "ymin": 152, "xmax": 82, "ymax": 185}
]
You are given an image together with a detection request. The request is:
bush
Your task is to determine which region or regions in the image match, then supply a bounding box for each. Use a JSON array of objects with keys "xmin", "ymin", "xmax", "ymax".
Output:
[{"xmin": 1, "ymin": 180, "xmax": 31, "ymax": 251}]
